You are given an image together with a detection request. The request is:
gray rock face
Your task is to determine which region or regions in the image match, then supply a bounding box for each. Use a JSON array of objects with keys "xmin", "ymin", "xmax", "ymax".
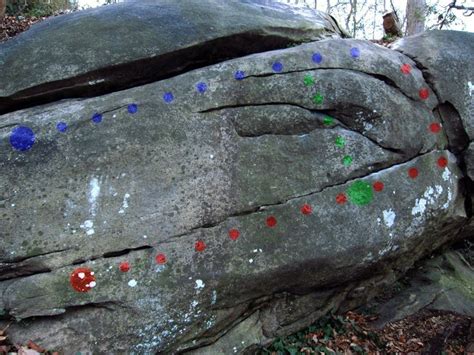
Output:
[
  {"xmin": 392, "ymin": 30, "xmax": 473, "ymax": 149},
  {"xmin": 0, "ymin": 0, "xmax": 342, "ymax": 114},
  {"xmin": 0, "ymin": 3, "xmax": 472, "ymax": 353}
]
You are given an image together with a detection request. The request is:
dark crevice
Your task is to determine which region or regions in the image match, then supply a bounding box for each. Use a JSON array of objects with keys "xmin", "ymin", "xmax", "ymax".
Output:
[
  {"xmin": 102, "ymin": 245, "xmax": 152, "ymax": 258},
  {"xmin": 433, "ymin": 102, "xmax": 470, "ymax": 154},
  {"xmin": 0, "ymin": 265, "xmax": 51, "ymax": 282},
  {"xmin": 71, "ymin": 253, "xmax": 107, "ymax": 266},
  {"xmin": 200, "ymin": 102, "xmax": 405, "ymax": 155},
  {"xmin": 0, "ymin": 122, "xmax": 18, "ymax": 130},
  {"xmin": 0, "ymin": 32, "xmax": 308, "ymax": 116},
  {"xmin": 0, "ymin": 248, "xmax": 70, "ymax": 281},
  {"xmin": 1, "ymin": 247, "xmax": 71, "ymax": 264},
  {"xmin": 198, "ymin": 101, "xmax": 320, "ymax": 115},
  {"xmin": 239, "ymin": 67, "xmax": 418, "ymax": 103},
  {"xmin": 12, "ymin": 301, "xmax": 132, "ymax": 322},
  {"xmin": 63, "ymin": 300, "xmax": 132, "ymax": 313}
]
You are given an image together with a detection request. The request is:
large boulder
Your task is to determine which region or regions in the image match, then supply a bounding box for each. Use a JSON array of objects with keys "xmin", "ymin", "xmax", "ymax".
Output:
[
  {"xmin": 0, "ymin": 2, "xmax": 472, "ymax": 353},
  {"xmin": 0, "ymin": 0, "xmax": 343, "ymax": 114}
]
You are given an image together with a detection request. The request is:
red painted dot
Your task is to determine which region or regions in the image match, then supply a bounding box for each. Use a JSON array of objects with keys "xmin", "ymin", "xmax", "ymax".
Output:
[
  {"xmin": 429, "ymin": 122, "xmax": 442, "ymax": 133},
  {"xmin": 70, "ymin": 267, "xmax": 96, "ymax": 293},
  {"xmin": 336, "ymin": 193, "xmax": 347, "ymax": 204},
  {"xmin": 228, "ymin": 228, "xmax": 240, "ymax": 240},
  {"xmin": 400, "ymin": 63, "xmax": 411, "ymax": 74},
  {"xmin": 419, "ymin": 88, "xmax": 429, "ymax": 100},
  {"xmin": 408, "ymin": 167, "xmax": 419, "ymax": 179},
  {"xmin": 266, "ymin": 216, "xmax": 277, "ymax": 227},
  {"xmin": 373, "ymin": 181, "xmax": 384, "ymax": 192},
  {"xmin": 155, "ymin": 253, "xmax": 167, "ymax": 264},
  {"xmin": 195, "ymin": 240, "xmax": 206, "ymax": 252},
  {"xmin": 119, "ymin": 261, "xmax": 130, "ymax": 272},
  {"xmin": 437, "ymin": 156, "xmax": 448, "ymax": 168},
  {"xmin": 301, "ymin": 203, "xmax": 312, "ymax": 215}
]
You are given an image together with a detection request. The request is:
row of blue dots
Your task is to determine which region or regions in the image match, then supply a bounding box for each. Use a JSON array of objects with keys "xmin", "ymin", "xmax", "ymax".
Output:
[
  {"xmin": 9, "ymin": 47, "xmax": 361, "ymax": 151},
  {"xmin": 9, "ymin": 103, "xmax": 140, "ymax": 151},
  {"xmin": 234, "ymin": 47, "xmax": 359, "ymax": 80}
]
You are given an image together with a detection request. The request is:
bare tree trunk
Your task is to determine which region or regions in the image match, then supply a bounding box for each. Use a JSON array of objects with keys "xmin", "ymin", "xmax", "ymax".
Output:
[
  {"xmin": 372, "ymin": 1, "xmax": 377, "ymax": 39},
  {"xmin": 406, "ymin": 0, "xmax": 426, "ymax": 35},
  {"xmin": 0, "ymin": 0, "xmax": 6, "ymax": 20},
  {"xmin": 345, "ymin": 0, "xmax": 353, "ymax": 34},
  {"xmin": 352, "ymin": 0, "xmax": 357, "ymax": 37}
]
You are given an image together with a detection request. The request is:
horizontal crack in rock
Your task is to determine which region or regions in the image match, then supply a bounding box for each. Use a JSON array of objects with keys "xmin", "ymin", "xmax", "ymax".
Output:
[
  {"xmin": 200, "ymin": 102, "xmax": 404, "ymax": 154},
  {"xmin": 0, "ymin": 32, "xmax": 316, "ymax": 115}
]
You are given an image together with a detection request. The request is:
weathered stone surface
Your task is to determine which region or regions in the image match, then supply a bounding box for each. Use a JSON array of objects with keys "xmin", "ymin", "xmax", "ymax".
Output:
[
  {"xmin": 0, "ymin": 4, "xmax": 472, "ymax": 353},
  {"xmin": 367, "ymin": 247, "xmax": 474, "ymax": 329},
  {"xmin": 0, "ymin": 0, "xmax": 342, "ymax": 114},
  {"xmin": 392, "ymin": 30, "xmax": 474, "ymax": 146},
  {"xmin": 466, "ymin": 142, "xmax": 474, "ymax": 181}
]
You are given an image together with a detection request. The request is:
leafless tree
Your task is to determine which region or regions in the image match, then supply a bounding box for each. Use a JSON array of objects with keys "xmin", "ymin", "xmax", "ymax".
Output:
[
  {"xmin": 0, "ymin": 0, "xmax": 6, "ymax": 20},
  {"xmin": 406, "ymin": 0, "xmax": 426, "ymax": 35}
]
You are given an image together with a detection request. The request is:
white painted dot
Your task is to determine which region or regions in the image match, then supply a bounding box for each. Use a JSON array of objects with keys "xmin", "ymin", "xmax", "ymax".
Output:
[
  {"xmin": 128, "ymin": 279, "xmax": 137, "ymax": 287},
  {"xmin": 89, "ymin": 281, "xmax": 96, "ymax": 288},
  {"xmin": 195, "ymin": 279, "xmax": 205, "ymax": 290},
  {"xmin": 78, "ymin": 272, "xmax": 85, "ymax": 279},
  {"xmin": 249, "ymin": 258, "xmax": 254, "ymax": 263},
  {"xmin": 383, "ymin": 209, "xmax": 396, "ymax": 228}
]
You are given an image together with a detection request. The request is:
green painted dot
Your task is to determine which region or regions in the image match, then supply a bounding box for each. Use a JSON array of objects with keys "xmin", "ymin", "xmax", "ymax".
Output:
[
  {"xmin": 304, "ymin": 74, "xmax": 315, "ymax": 86},
  {"xmin": 312, "ymin": 93, "xmax": 324, "ymax": 105},
  {"xmin": 335, "ymin": 136, "xmax": 345, "ymax": 148},
  {"xmin": 347, "ymin": 181, "xmax": 374, "ymax": 205},
  {"xmin": 323, "ymin": 116, "xmax": 334, "ymax": 125},
  {"xmin": 342, "ymin": 155, "xmax": 353, "ymax": 166}
]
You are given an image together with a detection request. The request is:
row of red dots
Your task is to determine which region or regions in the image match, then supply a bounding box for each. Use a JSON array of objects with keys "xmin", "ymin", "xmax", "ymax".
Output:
[
  {"xmin": 116, "ymin": 155, "xmax": 448, "ymax": 272},
  {"xmin": 71, "ymin": 64, "xmax": 440, "ymax": 286},
  {"xmin": 400, "ymin": 63, "xmax": 430, "ymax": 100}
]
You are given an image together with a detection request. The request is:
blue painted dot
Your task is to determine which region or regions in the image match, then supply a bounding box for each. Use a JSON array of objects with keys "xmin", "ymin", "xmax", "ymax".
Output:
[
  {"xmin": 234, "ymin": 70, "xmax": 245, "ymax": 80},
  {"xmin": 56, "ymin": 122, "xmax": 68, "ymax": 132},
  {"xmin": 272, "ymin": 61, "xmax": 283, "ymax": 72},
  {"xmin": 312, "ymin": 52, "xmax": 323, "ymax": 64},
  {"xmin": 91, "ymin": 113, "xmax": 102, "ymax": 124},
  {"xmin": 163, "ymin": 92, "xmax": 174, "ymax": 103},
  {"xmin": 350, "ymin": 47, "xmax": 360, "ymax": 58},
  {"xmin": 196, "ymin": 82, "xmax": 207, "ymax": 93},
  {"xmin": 128, "ymin": 103, "xmax": 138, "ymax": 114},
  {"xmin": 10, "ymin": 126, "xmax": 35, "ymax": 151}
]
